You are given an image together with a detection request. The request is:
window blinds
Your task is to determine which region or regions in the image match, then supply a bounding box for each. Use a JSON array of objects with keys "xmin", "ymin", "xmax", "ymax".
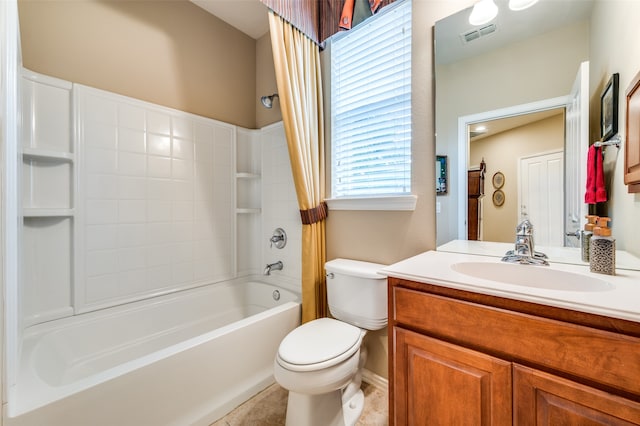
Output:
[{"xmin": 331, "ymin": 0, "xmax": 412, "ymax": 198}]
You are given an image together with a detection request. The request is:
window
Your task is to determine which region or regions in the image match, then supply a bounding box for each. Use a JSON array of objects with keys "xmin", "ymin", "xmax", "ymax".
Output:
[{"xmin": 329, "ymin": 0, "xmax": 413, "ymax": 210}]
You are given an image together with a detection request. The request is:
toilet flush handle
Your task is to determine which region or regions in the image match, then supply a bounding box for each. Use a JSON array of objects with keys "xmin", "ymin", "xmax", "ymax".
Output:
[{"xmin": 326, "ymin": 272, "xmax": 334, "ymax": 279}]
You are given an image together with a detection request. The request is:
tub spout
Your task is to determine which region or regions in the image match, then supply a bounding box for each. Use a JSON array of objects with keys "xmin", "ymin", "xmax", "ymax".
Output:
[{"xmin": 264, "ymin": 261, "xmax": 283, "ymax": 276}]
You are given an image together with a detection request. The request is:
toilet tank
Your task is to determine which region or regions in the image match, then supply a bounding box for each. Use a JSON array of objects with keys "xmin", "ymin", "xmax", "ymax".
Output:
[{"xmin": 325, "ymin": 259, "xmax": 388, "ymax": 331}]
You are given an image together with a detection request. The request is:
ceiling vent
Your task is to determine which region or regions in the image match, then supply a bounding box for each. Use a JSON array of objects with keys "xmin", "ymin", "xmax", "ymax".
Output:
[{"xmin": 461, "ymin": 23, "xmax": 497, "ymax": 43}]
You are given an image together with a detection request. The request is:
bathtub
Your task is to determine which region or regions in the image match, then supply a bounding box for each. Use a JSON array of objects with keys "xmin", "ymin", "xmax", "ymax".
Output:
[{"xmin": 6, "ymin": 280, "xmax": 301, "ymax": 426}]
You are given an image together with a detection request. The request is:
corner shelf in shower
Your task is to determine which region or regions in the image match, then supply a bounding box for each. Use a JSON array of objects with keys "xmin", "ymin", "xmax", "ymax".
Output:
[
  {"xmin": 236, "ymin": 208, "xmax": 262, "ymax": 214},
  {"xmin": 236, "ymin": 172, "xmax": 260, "ymax": 179},
  {"xmin": 23, "ymin": 208, "xmax": 75, "ymax": 218},
  {"xmin": 23, "ymin": 148, "xmax": 75, "ymax": 162},
  {"xmin": 20, "ymin": 69, "xmax": 76, "ymax": 326}
]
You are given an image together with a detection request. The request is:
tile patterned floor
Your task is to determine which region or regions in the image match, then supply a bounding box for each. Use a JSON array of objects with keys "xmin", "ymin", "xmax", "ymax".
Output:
[{"xmin": 211, "ymin": 382, "xmax": 388, "ymax": 426}]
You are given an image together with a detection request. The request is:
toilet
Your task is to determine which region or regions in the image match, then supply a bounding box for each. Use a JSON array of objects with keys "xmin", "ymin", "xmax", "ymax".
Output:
[{"xmin": 274, "ymin": 258, "xmax": 387, "ymax": 426}]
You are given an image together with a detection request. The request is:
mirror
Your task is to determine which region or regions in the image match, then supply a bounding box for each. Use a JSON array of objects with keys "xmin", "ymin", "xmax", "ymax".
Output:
[{"xmin": 434, "ymin": 0, "xmax": 640, "ymax": 270}]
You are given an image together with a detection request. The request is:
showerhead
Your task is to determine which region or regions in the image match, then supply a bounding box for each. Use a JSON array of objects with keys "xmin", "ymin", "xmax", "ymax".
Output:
[{"xmin": 260, "ymin": 93, "xmax": 279, "ymax": 109}]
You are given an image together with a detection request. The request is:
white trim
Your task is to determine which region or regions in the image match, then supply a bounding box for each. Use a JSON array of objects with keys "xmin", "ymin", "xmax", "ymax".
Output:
[
  {"xmin": 325, "ymin": 195, "xmax": 417, "ymax": 211},
  {"xmin": 362, "ymin": 368, "xmax": 388, "ymax": 391},
  {"xmin": 456, "ymin": 96, "xmax": 569, "ymax": 240},
  {"xmin": 2, "ymin": 0, "xmax": 21, "ymax": 407}
]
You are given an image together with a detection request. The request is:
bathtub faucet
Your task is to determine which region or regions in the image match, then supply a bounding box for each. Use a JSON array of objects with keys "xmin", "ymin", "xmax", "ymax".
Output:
[{"xmin": 264, "ymin": 261, "xmax": 283, "ymax": 276}]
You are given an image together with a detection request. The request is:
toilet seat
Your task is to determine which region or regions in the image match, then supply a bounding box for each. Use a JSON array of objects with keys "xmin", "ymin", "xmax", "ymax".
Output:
[{"xmin": 277, "ymin": 318, "xmax": 364, "ymax": 372}]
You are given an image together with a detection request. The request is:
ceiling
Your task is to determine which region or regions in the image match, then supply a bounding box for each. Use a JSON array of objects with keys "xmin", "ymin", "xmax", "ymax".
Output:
[
  {"xmin": 435, "ymin": 0, "xmax": 594, "ymax": 65},
  {"xmin": 190, "ymin": 0, "xmax": 270, "ymax": 39},
  {"xmin": 469, "ymin": 108, "xmax": 563, "ymax": 141}
]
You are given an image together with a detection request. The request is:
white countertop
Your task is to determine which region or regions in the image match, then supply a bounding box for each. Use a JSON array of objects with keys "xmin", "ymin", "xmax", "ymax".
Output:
[
  {"xmin": 438, "ymin": 239, "xmax": 640, "ymax": 271},
  {"xmin": 382, "ymin": 250, "xmax": 640, "ymax": 323}
]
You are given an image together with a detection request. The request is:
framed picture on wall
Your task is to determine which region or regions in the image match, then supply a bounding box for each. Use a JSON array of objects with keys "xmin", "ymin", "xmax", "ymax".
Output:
[
  {"xmin": 601, "ymin": 73, "xmax": 619, "ymax": 141},
  {"xmin": 436, "ymin": 155, "xmax": 447, "ymax": 195}
]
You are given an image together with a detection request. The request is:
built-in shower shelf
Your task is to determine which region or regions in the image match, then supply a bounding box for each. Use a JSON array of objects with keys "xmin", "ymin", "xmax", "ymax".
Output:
[
  {"xmin": 23, "ymin": 148, "xmax": 75, "ymax": 162},
  {"xmin": 236, "ymin": 173, "xmax": 260, "ymax": 179},
  {"xmin": 23, "ymin": 208, "xmax": 74, "ymax": 218},
  {"xmin": 236, "ymin": 208, "xmax": 261, "ymax": 214}
]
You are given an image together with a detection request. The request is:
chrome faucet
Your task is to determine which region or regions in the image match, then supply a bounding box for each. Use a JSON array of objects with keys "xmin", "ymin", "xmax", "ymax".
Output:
[
  {"xmin": 264, "ymin": 261, "xmax": 283, "ymax": 276},
  {"xmin": 502, "ymin": 219, "xmax": 549, "ymax": 265}
]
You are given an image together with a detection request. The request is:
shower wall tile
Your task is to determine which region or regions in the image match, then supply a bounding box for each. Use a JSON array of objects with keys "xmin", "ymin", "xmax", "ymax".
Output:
[
  {"xmin": 173, "ymin": 139, "xmax": 194, "ymax": 160},
  {"xmin": 147, "ymin": 156, "xmax": 171, "ymax": 178},
  {"xmin": 118, "ymin": 152, "xmax": 147, "ymax": 176},
  {"xmin": 147, "ymin": 111, "xmax": 171, "ymax": 135},
  {"xmin": 118, "ymin": 200, "xmax": 147, "ymax": 223},
  {"xmin": 86, "ymin": 225, "xmax": 118, "ymax": 250},
  {"xmin": 86, "ymin": 148, "xmax": 117, "ymax": 174},
  {"xmin": 260, "ymin": 123, "xmax": 302, "ymax": 290},
  {"xmin": 148, "ymin": 134, "xmax": 171, "ymax": 156},
  {"xmin": 118, "ymin": 103, "xmax": 145, "ymax": 130},
  {"xmin": 119, "ymin": 128, "xmax": 146, "ymax": 153},
  {"xmin": 172, "ymin": 116, "xmax": 194, "ymax": 140},
  {"xmin": 77, "ymin": 86, "xmax": 236, "ymax": 311},
  {"xmin": 85, "ymin": 123, "xmax": 117, "ymax": 150},
  {"xmin": 118, "ymin": 177, "xmax": 146, "ymax": 199},
  {"xmin": 86, "ymin": 200, "xmax": 118, "ymax": 224},
  {"xmin": 86, "ymin": 174, "xmax": 118, "ymax": 199},
  {"xmin": 117, "ymin": 224, "xmax": 146, "ymax": 247}
]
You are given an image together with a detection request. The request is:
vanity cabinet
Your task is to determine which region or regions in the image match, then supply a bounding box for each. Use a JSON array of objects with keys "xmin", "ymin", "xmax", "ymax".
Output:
[{"xmin": 388, "ymin": 277, "xmax": 640, "ymax": 425}]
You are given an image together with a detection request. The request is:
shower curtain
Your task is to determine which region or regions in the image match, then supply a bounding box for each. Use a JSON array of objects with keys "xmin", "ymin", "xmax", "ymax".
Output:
[{"xmin": 268, "ymin": 10, "xmax": 327, "ymax": 323}]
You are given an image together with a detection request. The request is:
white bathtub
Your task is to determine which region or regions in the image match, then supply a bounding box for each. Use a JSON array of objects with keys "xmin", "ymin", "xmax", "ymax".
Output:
[{"xmin": 6, "ymin": 280, "xmax": 301, "ymax": 426}]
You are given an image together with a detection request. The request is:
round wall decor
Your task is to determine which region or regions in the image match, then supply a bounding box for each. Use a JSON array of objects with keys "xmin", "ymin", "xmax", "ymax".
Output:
[
  {"xmin": 492, "ymin": 171, "xmax": 505, "ymax": 189},
  {"xmin": 492, "ymin": 189, "xmax": 505, "ymax": 207}
]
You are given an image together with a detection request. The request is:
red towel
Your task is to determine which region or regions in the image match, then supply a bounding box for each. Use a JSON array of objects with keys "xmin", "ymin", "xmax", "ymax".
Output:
[{"xmin": 585, "ymin": 145, "xmax": 607, "ymax": 204}]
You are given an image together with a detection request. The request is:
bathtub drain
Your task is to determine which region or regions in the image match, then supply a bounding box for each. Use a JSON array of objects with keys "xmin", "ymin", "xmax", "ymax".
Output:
[{"xmin": 272, "ymin": 290, "xmax": 281, "ymax": 301}]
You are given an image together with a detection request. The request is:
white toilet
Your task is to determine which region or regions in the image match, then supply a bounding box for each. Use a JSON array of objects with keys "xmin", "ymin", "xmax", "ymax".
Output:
[{"xmin": 274, "ymin": 258, "xmax": 387, "ymax": 426}]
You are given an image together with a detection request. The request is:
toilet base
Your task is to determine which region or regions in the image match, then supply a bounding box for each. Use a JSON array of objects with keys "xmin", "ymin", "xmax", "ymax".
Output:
[
  {"xmin": 284, "ymin": 387, "xmax": 365, "ymax": 426},
  {"xmin": 342, "ymin": 388, "xmax": 365, "ymax": 426},
  {"xmin": 285, "ymin": 390, "xmax": 344, "ymax": 426}
]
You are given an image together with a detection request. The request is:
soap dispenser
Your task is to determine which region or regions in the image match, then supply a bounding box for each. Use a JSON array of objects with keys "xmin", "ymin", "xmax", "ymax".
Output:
[
  {"xmin": 589, "ymin": 217, "xmax": 615, "ymax": 276},
  {"xmin": 581, "ymin": 215, "xmax": 598, "ymax": 262}
]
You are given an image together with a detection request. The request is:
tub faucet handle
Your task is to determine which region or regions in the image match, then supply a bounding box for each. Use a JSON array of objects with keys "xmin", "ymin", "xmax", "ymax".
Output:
[{"xmin": 269, "ymin": 228, "xmax": 287, "ymax": 249}]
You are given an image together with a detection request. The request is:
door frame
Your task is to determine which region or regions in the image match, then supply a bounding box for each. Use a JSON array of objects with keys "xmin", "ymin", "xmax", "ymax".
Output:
[{"xmin": 456, "ymin": 96, "xmax": 569, "ymax": 240}]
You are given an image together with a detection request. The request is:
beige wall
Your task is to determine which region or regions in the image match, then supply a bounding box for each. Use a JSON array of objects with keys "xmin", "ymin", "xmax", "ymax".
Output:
[
  {"xmin": 590, "ymin": 0, "xmax": 640, "ymax": 258},
  {"xmin": 470, "ymin": 114, "xmax": 564, "ymax": 242},
  {"xmin": 18, "ymin": 0, "xmax": 257, "ymax": 128},
  {"xmin": 326, "ymin": 0, "xmax": 475, "ymax": 265},
  {"xmin": 324, "ymin": 0, "xmax": 477, "ymax": 380},
  {"xmin": 256, "ymin": 32, "xmax": 282, "ymax": 128},
  {"xmin": 436, "ymin": 19, "xmax": 590, "ymax": 246}
]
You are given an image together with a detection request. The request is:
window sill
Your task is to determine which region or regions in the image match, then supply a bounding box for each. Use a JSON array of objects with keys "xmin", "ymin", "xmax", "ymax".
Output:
[{"xmin": 325, "ymin": 195, "xmax": 417, "ymax": 211}]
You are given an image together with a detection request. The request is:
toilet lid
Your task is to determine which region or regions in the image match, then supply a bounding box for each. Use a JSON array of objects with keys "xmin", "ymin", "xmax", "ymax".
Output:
[{"xmin": 278, "ymin": 318, "xmax": 363, "ymax": 368}]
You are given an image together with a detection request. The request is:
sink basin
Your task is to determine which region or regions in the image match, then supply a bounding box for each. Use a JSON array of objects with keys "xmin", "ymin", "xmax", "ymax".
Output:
[{"xmin": 451, "ymin": 262, "xmax": 612, "ymax": 292}]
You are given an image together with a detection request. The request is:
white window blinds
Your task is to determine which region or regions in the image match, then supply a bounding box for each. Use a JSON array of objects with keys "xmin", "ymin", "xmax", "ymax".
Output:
[{"xmin": 331, "ymin": 0, "xmax": 412, "ymax": 198}]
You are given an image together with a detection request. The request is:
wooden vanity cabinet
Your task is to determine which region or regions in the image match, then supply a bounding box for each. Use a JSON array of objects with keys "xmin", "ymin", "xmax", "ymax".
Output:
[{"xmin": 388, "ymin": 277, "xmax": 640, "ymax": 426}]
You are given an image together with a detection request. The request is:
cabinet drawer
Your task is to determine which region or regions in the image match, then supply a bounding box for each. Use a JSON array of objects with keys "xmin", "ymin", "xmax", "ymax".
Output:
[{"xmin": 392, "ymin": 286, "xmax": 640, "ymax": 397}]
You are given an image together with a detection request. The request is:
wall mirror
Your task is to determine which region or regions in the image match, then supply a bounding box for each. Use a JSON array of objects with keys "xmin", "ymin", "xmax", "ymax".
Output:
[{"xmin": 434, "ymin": 0, "xmax": 640, "ymax": 270}]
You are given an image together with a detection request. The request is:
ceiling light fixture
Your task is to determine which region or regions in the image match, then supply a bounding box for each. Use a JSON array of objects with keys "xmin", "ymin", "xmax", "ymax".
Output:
[
  {"xmin": 469, "ymin": 0, "xmax": 498, "ymax": 26},
  {"xmin": 508, "ymin": 0, "xmax": 539, "ymax": 11}
]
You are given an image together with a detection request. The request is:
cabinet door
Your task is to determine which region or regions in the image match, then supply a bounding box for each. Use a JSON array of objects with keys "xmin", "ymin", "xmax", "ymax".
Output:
[
  {"xmin": 392, "ymin": 327, "xmax": 512, "ymax": 426},
  {"xmin": 514, "ymin": 364, "xmax": 640, "ymax": 425}
]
